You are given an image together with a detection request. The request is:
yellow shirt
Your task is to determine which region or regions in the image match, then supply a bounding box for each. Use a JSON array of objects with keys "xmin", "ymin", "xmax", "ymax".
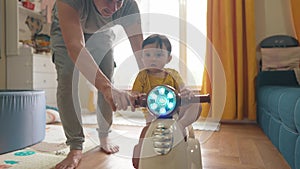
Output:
[{"xmin": 132, "ymin": 68, "xmax": 184, "ymax": 94}]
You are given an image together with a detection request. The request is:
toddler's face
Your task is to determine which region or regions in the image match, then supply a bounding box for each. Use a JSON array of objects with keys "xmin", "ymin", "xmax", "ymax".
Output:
[{"xmin": 142, "ymin": 43, "xmax": 171, "ymax": 70}]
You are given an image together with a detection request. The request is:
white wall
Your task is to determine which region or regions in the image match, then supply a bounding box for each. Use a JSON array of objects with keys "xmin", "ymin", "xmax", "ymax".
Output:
[
  {"xmin": 0, "ymin": 0, "xmax": 6, "ymax": 89},
  {"xmin": 255, "ymin": 0, "xmax": 295, "ymax": 62},
  {"xmin": 255, "ymin": 0, "xmax": 295, "ymax": 44}
]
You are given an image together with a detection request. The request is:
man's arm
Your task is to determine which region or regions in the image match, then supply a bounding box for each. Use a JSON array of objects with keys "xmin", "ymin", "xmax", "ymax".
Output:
[
  {"xmin": 123, "ymin": 22, "xmax": 144, "ymax": 70},
  {"xmin": 57, "ymin": 1, "xmax": 130, "ymax": 111},
  {"xmin": 57, "ymin": 2, "xmax": 111, "ymax": 90}
]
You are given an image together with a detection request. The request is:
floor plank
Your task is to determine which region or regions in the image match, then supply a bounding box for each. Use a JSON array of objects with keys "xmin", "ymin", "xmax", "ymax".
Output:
[{"xmin": 76, "ymin": 123, "xmax": 291, "ymax": 169}]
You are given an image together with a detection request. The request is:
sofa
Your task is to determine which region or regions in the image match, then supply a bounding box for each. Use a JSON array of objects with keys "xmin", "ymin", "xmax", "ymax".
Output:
[{"xmin": 256, "ymin": 70, "xmax": 300, "ymax": 169}]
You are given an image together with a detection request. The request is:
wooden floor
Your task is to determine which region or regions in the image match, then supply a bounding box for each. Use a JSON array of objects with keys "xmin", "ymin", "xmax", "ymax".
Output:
[{"xmin": 77, "ymin": 123, "xmax": 291, "ymax": 169}]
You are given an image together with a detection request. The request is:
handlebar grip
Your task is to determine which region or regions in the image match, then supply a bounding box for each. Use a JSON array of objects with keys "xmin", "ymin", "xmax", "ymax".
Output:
[
  {"xmin": 134, "ymin": 95, "xmax": 147, "ymax": 107},
  {"xmin": 180, "ymin": 94, "xmax": 211, "ymax": 104}
]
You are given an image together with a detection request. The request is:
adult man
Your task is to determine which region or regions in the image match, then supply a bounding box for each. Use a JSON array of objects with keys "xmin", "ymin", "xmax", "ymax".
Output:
[{"xmin": 50, "ymin": 0, "xmax": 143, "ymax": 168}]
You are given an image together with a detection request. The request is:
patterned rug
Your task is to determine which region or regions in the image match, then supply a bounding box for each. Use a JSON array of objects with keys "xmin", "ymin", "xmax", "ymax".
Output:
[
  {"xmin": 81, "ymin": 109, "xmax": 147, "ymax": 126},
  {"xmin": 0, "ymin": 124, "xmax": 132, "ymax": 169},
  {"xmin": 0, "ymin": 125, "xmax": 100, "ymax": 169},
  {"xmin": 192, "ymin": 119, "xmax": 220, "ymax": 131},
  {"xmin": 0, "ymin": 150, "xmax": 64, "ymax": 169}
]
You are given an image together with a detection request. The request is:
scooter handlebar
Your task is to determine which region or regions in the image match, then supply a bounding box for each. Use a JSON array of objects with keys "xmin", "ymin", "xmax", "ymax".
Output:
[
  {"xmin": 179, "ymin": 93, "xmax": 211, "ymax": 105},
  {"xmin": 132, "ymin": 85, "xmax": 210, "ymax": 118},
  {"xmin": 134, "ymin": 93, "xmax": 210, "ymax": 108}
]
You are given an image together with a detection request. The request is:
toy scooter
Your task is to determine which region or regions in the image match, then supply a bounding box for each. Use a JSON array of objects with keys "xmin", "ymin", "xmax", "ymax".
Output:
[{"xmin": 132, "ymin": 85, "xmax": 210, "ymax": 169}]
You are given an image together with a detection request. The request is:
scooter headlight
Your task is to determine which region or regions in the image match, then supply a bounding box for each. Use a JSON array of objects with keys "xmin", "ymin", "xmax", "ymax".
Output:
[
  {"xmin": 152, "ymin": 123, "xmax": 173, "ymax": 155},
  {"xmin": 147, "ymin": 85, "xmax": 177, "ymax": 118}
]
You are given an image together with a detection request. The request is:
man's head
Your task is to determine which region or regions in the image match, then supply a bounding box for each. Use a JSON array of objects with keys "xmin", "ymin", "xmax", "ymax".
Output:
[
  {"xmin": 142, "ymin": 34, "xmax": 172, "ymax": 70},
  {"xmin": 94, "ymin": 0, "xmax": 124, "ymax": 17}
]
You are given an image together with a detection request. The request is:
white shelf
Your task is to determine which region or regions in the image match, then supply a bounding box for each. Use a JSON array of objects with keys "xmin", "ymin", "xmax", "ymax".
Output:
[{"xmin": 19, "ymin": 5, "xmax": 45, "ymax": 22}]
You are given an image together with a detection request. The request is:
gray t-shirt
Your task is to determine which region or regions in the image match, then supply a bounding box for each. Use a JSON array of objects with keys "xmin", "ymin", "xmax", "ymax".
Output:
[{"xmin": 50, "ymin": 0, "xmax": 140, "ymax": 49}]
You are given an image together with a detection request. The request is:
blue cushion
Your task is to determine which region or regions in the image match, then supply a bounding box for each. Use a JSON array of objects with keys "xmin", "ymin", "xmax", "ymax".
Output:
[
  {"xmin": 294, "ymin": 100, "xmax": 300, "ymax": 133},
  {"xmin": 258, "ymin": 86, "xmax": 275, "ymax": 108},
  {"xmin": 269, "ymin": 117, "xmax": 281, "ymax": 148},
  {"xmin": 258, "ymin": 86, "xmax": 291, "ymax": 120},
  {"xmin": 278, "ymin": 88, "xmax": 300, "ymax": 132},
  {"xmin": 279, "ymin": 124, "xmax": 297, "ymax": 169},
  {"xmin": 267, "ymin": 88, "xmax": 287, "ymax": 120},
  {"xmin": 296, "ymin": 137, "xmax": 300, "ymax": 169},
  {"xmin": 257, "ymin": 107, "xmax": 271, "ymax": 135}
]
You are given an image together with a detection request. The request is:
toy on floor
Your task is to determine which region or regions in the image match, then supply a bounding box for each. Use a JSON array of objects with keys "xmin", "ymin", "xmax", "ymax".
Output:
[{"xmin": 132, "ymin": 85, "xmax": 210, "ymax": 169}]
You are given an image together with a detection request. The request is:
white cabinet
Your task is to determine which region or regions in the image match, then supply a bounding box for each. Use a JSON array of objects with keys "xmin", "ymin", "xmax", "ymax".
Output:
[
  {"xmin": 5, "ymin": 0, "xmax": 56, "ymax": 106},
  {"xmin": 7, "ymin": 46, "xmax": 57, "ymax": 107},
  {"xmin": 5, "ymin": 0, "xmax": 46, "ymax": 56}
]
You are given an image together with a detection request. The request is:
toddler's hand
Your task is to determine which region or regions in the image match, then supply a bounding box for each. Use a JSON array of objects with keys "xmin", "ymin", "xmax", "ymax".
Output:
[{"xmin": 130, "ymin": 92, "xmax": 147, "ymax": 109}]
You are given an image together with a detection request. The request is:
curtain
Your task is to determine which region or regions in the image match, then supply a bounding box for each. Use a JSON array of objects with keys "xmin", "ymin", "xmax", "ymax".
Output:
[
  {"xmin": 290, "ymin": 0, "xmax": 300, "ymax": 40},
  {"xmin": 201, "ymin": 0, "xmax": 257, "ymax": 120}
]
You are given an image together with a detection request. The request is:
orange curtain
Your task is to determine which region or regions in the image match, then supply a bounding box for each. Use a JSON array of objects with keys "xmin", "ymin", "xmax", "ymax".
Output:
[
  {"xmin": 290, "ymin": 0, "xmax": 300, "ymax": 40},
  {"xmin": 201, "ymin": 0, "xmax": 257, "ymax": 120}
]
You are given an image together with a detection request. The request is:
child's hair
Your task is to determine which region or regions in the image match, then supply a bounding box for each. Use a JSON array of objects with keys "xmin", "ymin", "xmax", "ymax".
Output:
[{"xmin": 142, "ymin": 34, "xmax": 172, "ymax": 55}]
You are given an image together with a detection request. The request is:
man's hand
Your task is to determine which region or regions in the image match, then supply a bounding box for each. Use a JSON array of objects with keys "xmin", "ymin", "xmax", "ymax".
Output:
[
  {"xmin": 180, "ymin": 87, "xmax": 194, "ymax": 100},
  {"xmin": 102, "ymin": 86, "xmax": 135, "ymax": 112}
]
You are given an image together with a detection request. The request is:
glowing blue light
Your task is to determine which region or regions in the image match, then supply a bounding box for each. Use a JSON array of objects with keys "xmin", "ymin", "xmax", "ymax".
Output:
[
  {"xmin": 158, "ymin": 96, "xmax": 167, "ymax": 106},
  {"xmin": 150, "ymin": 103, "xmax": 158, "ymax": 110},
  {"xmin": 167, "ymin": 102, "xmax": 174, "ymax": 109},
  {"xmin": 167, "ymin": 93, "xmax": 174, "ymax": 99},
  {"xmin": 149, "ymin": 93, "xmax": 157, "ymax": 100},
  {"xmin": 147, "ymin": 85, "xmax": 177, "ymax": 117},
  {"xmin": 159, "ymin": 87, "xmax": 165, "ymax": 95},
  {"xmin": 159, "ymin": 108, "xmax": 167, "ymax": 115}
]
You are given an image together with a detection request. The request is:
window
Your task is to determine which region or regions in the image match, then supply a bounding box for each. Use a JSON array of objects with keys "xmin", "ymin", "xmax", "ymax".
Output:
[{"xmin": 112, "ymin": 0, "xmax": 207, "ymax": 89}]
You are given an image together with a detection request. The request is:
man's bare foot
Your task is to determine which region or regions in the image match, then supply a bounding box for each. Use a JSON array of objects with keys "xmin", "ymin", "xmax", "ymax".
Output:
[
  {"xmin": 55, "ymin": 150, "xmax": 82, "ymax": 169},
  {"xmin": 100, "ymin": 137, "xmax": 119, "ymax": 154}
]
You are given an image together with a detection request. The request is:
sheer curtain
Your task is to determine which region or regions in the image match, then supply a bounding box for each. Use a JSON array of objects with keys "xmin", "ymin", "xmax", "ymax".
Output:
[{"xmin": 113, "ymin": 0, "xmax": 207, "ymax": 89}]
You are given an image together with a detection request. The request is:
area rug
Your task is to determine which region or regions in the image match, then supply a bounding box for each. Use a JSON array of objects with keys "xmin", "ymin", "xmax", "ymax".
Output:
[
  {"xmin": 81, "ymin": 110, "xmax": 147, "ymax": 126},
  {"xmin": 30, "ymin": 125, "xmax": 100, "ymax": 154},
  {"xmin": 81, "ymin": 112, "xmax": 97, "ymax": 125},
  {"xmin": 0, "ymin": 150, "xmax": 65, "ymax": 169},
  {"xmin": 0, "ymin": 125, "xmax": 102, "ymax": 169},
  {"xmin": 113, "ymin": 110, "xmax": 146, "ymax": 126},
  {"xmin": 192, "ymin": 120, "xmax": 220, "ymax": 131},
  {"xmin": 0, "ymin": 123, "xmax": 133, "ymax": 169}
]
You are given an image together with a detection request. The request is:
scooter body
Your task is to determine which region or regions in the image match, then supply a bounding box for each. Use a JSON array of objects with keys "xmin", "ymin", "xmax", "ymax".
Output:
[
  {"xmin": 133, "ymin": 119, "xmax": 202, "ymax": 169},
  {"xmin": 132, "ymin": 85, "xmax": 208, "ymax": 169}
]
